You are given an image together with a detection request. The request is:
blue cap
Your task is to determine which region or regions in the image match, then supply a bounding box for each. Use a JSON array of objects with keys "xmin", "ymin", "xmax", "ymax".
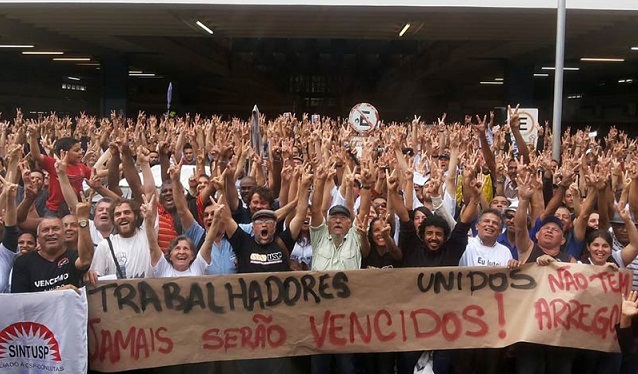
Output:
[{"xmin": 541, "ymin": 216, "xmax": 564, "ymax": 230}]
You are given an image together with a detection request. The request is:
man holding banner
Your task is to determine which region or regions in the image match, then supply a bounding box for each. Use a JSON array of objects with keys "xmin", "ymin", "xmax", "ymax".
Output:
[
  {"xmin": 308, "ymin": 152, "xmax": 372, "ymax": 373},
  {"xmin": 218, "ymin": 180, "xmax": 292, "ymax": 373}
]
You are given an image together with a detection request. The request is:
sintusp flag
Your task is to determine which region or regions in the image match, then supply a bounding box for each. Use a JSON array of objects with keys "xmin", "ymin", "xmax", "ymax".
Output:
[{"xmin": 0, "ymin": 289, "xmax": 88, "ymax": 373}]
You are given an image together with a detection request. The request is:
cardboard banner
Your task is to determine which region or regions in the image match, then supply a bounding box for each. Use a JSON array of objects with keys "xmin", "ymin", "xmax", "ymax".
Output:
[
  {"xmin": 87, "ymin": 264, "xmax": 630, "ymax": 372},
  {"xmin": 0, "ymin": 289, "xmax": 88, "ymax": 373}
]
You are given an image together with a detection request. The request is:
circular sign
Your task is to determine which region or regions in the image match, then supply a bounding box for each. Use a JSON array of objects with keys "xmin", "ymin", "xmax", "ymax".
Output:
[{"xmin": 348, "ymin": 103, "xmax": 379, "ymax": 134}]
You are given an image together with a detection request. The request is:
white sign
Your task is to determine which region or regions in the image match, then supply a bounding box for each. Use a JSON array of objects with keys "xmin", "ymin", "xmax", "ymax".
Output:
[
  {"xmin": 0, "ymin": 289, "xmax": 88, "ymax": 373},
  {"xmin": 348, "ymin": 103, "xmax": 380, "ymax": 134},
  {"xmin": 507, "ymin": 107, "xmax": 539, "ymax": 147}
]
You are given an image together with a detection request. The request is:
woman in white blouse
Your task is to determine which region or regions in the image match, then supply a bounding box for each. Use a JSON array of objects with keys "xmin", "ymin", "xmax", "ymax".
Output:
[{"xmin": 141, "ymin": 193, "xmax": 222, "ymax": 277}]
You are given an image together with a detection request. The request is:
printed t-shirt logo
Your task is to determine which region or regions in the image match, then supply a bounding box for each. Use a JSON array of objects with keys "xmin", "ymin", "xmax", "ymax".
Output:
[
  {"xmin": 250, "ymin": 252, "xmax": 283, "ymax": 265},
  {"xmin": 0, "ymin": 322, "xmax": 62, "ymax": 361},
  {"xmin": 57, "ymin": 257, "xmax": 69, "ymax": 268}
]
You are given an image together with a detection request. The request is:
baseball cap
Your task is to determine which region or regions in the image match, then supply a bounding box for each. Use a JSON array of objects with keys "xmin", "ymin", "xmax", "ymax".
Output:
[
  {"xmin": 252, "ymin": 209, "xmax": 277, "ymax": 221},
  {"xmin": 328, "ymin": 205, "xmax": 351, "ymax": 219},
  {"xmin": 505, "ymin": 203, "xmax": 518, "ymax": 213},
  {"xmin": 540, "ymin": 216, "xmax": 564, "ymax": 230}
]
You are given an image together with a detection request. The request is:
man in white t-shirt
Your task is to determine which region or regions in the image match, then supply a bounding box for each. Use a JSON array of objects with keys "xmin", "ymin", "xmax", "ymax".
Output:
[
  {"xmin": 459, "ymin": 208, "xmax": 513, "ymax": 267},
  {"xmin": 456, "ymin": 208, "xmax": 514, "ymax": 373},
  {"xmin": 90, "ymin": 199, "xmax": 153, "ymax": 279}
]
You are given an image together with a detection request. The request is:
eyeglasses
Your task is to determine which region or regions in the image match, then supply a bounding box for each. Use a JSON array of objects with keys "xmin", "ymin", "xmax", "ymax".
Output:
[
  {"xmin": 254, "ymin": 219, "xmax": 275, "ymax": 225},
  {"xmin": 504, "ymin": 214, "xmax": 515, "ymax": 220}
]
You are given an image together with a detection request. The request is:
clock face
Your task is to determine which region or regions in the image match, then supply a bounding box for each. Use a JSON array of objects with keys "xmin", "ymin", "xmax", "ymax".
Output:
[{"xmin": 348, "ymin": 103, "xmax": 379, "ymax": 134}]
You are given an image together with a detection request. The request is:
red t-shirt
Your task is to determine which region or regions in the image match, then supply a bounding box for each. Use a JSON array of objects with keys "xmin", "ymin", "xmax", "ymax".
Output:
[
  {"xmin": 41, "ymin": 155, "xmax": 92, "ymax": 212},
  {"xmin": 157, "ymin": 204, "xmax": 179, "ymax": 254}
]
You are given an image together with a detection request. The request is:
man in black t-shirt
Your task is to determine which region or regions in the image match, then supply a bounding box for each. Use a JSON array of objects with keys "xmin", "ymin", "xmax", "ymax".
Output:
[
  {"xmin": 223, "ymin": 208, "xmax": 290, "ymax": 273},
  {"xmin": 11, "ymin": 200, "xmax": 95, "ymax": 293}
]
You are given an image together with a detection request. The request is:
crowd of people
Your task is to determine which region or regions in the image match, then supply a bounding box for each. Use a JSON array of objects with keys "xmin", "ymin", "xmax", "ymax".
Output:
[{"xmin": 0, "ymin": 107, "xmax": 637, "ymax": 374}]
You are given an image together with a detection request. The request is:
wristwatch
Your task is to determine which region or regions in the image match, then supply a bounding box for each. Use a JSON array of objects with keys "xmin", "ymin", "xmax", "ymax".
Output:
[{"xmin": 78, "ymin": 219, "xmax": 89, "ymax": 228}]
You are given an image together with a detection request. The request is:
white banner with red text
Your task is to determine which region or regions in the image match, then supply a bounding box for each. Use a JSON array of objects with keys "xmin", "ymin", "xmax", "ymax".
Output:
[{"xmin": 0, "ymin": 288, "xmax": 88, "ymax": 373}]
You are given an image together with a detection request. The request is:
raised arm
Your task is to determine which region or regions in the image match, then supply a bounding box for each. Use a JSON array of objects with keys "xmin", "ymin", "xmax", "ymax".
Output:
[
  {"xmin": 459, "ymin": 170, "xmax": 481, "ymax": 224},
  {"xmin": 2, "ymin": 175, "xmax": 19, "ymax": 253},
  {"xmin": 473, "ymin": 116, "xmax": 497, "ymax": 178},
  {"xmin": 618, "ymin": 204, "xmax": 638, "ymax": 266},
  {"xmin": 310, "ymin": 162, "xmax": 328, "ymax": 227},
  {"xmin": 141, "ymin": 193, "xmax": 162, "ymax": 267},
  {"xmin": 86, "ymin": 174, "xmax": 122, "ymax": 201},
  {"xmin": 573, "ymin": 186, "xmax": 596, "ymax": 245},
  {"xmin": 16, "ymin": 175, "xmax": 41, "ymax": 232},
  {"xmin": 27, "ymin": 122, "xmax": 44, "ymax": 165},
  {"xmin": 199, "ymin": 200, "xmax": 224, "ymax": 265},
  {"xmin": 55, "ymin": 153, "xmax": 80, "ymax": 213},
  {"xmin": 540, "ymin": 160, "xmax": 576, "ymax": 220},
  {"xmin": 445, "ymin": 132, "xmax": 461, "ymax": 199},
  {"xmin": 218, "ymin": 192, "xmax": 238, "ymax": 239},
  {"xmin": 75, "ymin": 194, "xmax": 95, "ymax": 270},
  {"xmin": 168, "ymin": 162, "xmax": 195, "ymax": 232},
  {"xmin": 119, "ymin": 139, "xmax": 144, "ymax": 203},
  {"xmin": 515, "ymin": 173, "xmax": 536, "ymax": 261},
  {"xmin": 222, "ymin": 155, "xmax": 241, "ymax": 212},
  {"xmin": 388, "ymin": 170, "xmax": 409, "ymax": 223},
  {"xmin": 159, "ymin": 140, "xmax": 172, "ymax": 183},
  {"xmin": 509, "ymin": 105, "xmax": 531, "ymax": 164},
  {"xmin": 288, "ymin": 165, "xmax": 312, "ymax": 240},
  {"xmin": 106, "ymin": 143, "xmax": 124, "ymax": 197}
]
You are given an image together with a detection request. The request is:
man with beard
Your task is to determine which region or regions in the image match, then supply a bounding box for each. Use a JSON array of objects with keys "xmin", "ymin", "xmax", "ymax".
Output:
[
  {"xmin": 391, "ymin": 168, "xmax": 482, "ymax": 374},
  {"xmin": 12, "ymin": 195, "xmax": 94, "ymax": 293},
  {"xmin": 148, "ymin": 150, "xmax": 160, "ymax": 167},
  {"xmin": 90, "ymin": 199, "xmax": 153, "ymax": 279},
  {"xmin": 120, "ymin": 143, "xmax": 171, "ymax": 253}
]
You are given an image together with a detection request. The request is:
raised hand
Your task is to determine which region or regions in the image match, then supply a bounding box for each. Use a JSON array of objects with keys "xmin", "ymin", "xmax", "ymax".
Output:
[
  {"xmin": 508, "ymin": 104, "xmax": 521, "ymax": 129},
  {"xmin": 622, "ymin": 291, "xmax": 638, "ymax": 318},
  {"xmin": 140, "ymin": 193, "xmax": 157, "ymax": 221},
  {"xmin": 617, "ymin": 203, "xmax": 634, "ymax": 223},
  {"xmin": 136, "ymin": 146, "xmax": 151, "ymax": 165},
  {"xmin": 75, "ymin": 189, "xmax": 92, "ymax": 220},
  {"xmin": 516, "ymin": 173, "xmax": 535, "ymax": 200},
  {"xmin": 167, "ymin": 161, "xmax": 182, "ymax": 182},
  {"xmin": 300, "ymin": 164, "xmax": 314, "ymax": 188},
  {"xmin": 473, "ymin": 114, "xmax": 487, "ymax": 133},
  {"xmin": 55, "ymin": 151, "xmax": 69, "ymax": 176}
]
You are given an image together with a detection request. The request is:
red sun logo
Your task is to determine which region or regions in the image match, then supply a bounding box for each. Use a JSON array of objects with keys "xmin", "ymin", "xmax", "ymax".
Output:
[{"xmin": 0, "ymin": 322, "xmax": 61, "ymax": 361}]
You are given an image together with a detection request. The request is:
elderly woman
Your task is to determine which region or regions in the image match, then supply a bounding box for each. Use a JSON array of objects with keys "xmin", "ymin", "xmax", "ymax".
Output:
[{"xmin": 141, "ymin": 193, "xmax": 222, "ymax": 277}]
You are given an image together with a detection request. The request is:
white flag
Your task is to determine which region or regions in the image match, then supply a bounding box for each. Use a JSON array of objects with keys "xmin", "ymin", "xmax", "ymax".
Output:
[{"xmin": 0, "ymin": 289, "xmax": 88, "ymax": 373}]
